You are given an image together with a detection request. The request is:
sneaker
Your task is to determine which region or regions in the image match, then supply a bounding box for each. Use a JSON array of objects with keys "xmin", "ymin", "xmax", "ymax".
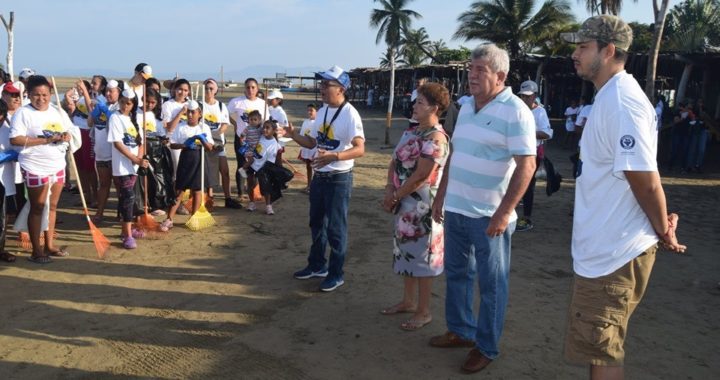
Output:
[
  {"xmin": 266, "ymin": 205, "xmax": 274, "ymax": 215},
  {"xmin": 150, "ymin": 209, "xmax": 166, "ymax": 216},
  {"xmin": 293, "ymin": 267, "xmax": 329, "ymax": 280},
  {"xmin": 247, "ymin": 202, "xmax": 256, "ymax": 212},
  {"xmin": 238, "ymin": 167, "xmax": 248, "ymax": 179},
  {"xmin": 131, "ymin": 228, "xmax": 146, "ymax": 239},
  {"xmin": 177, "ymin": 204, "xmax": 190, "ymax": 215},
  {"xmin": 225, "ymin": 197, "xmax": 243, "ymax": 209},
  {"xmin": 159, "ymin": 219, "xmax": 173, "ymax": 232},
  {"xmin": 516, "ymin": 217, "xmax": 533, "ymax": 232},
  {"xmin": 205, "ymin": 197, "xmax": 215, "ymax": 212},
  {"xmin": 320, "ymin": 277, "xmax": 345, "ymax": 292},
  {"xmin": 123, "ymin": 236, "xmax": 137, "ymax": 249}
]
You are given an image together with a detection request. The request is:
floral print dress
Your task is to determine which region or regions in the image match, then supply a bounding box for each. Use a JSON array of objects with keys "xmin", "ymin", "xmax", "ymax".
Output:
[{"xmin": 391, "ymin": 124, "xmax": 449, "ymax": 277}]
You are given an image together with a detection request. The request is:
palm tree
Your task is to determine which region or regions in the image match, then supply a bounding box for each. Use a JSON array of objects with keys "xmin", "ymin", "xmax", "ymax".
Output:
[
  {"xmin": 644, "ymin": 0, "xmax": 671, "ymax": 99},
  {"xmin": 379, "ymin": 46, "xmax": 407, "ymax": 68},
  {"xmin": 579, "ymin": 0, "xmax": 637, "ymax": 15},
  {"xmin": 454, "ymin": 0, "xmax": 575, "ymax": 60},
  {"xmin": 370, "ymin": 0, "xmax": 422, "ymax": 145},
  {"xmin": 429, "ymin": 39, "xmax": 448, "ymax": 63},
  {"xmin": 663, "ymin": 0, "xmax": 720, "ymax": 104},
  {"xmin": 402, "ymin": 27, "xmax": 436, "ymax": 63}
]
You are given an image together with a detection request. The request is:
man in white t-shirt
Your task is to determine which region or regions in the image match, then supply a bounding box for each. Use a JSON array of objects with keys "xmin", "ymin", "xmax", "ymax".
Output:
[
  {"xmin": 284, "ymin": 65, "xmax": 365, "ymax": 293},
  {"xmin": 516, "ymin": 80, "xmax": 552, "ymax": 232},
  {"xmin": 563, "ymin": 99, "xmax": 579, "ymax": 148},
  {"xmin": 574, "ymin": 96, "xmax": 592, "ymax": 143},
  {"xmin": 561, "ymin": 15, "xmax": 686, "ymax": 379}
]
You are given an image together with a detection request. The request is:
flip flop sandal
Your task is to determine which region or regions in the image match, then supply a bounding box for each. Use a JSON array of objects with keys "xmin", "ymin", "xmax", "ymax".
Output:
[
  {"xmin": 47, "ymin": 249, "xmax": 69, "ymax": 257},
  {"xmin": 27, "ymin": 255, "xmax": 53, "ymax": 264},
  {"xmin": 400, "ymin": 317, "xmax": 432, "ymax": 331},
  {"xmin": 380, "ymin": 304, "xmax": 417, "ymax": 315}
]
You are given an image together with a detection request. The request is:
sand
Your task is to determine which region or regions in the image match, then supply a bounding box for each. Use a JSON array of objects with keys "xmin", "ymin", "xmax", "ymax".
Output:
[{"xmin": 0, "ymin": 91, "xmax": 718, "ymax": 379}]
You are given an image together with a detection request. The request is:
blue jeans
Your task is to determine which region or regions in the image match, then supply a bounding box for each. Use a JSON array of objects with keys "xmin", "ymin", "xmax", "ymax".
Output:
[
  {"xmin": 685, "ymin": 129, "xmax": 709, "ymax": 168},
  {"xmin": 306, "ymin": 171, "xmax": 352, "ymax": 279},
  {"xmin": 443, "ymin": 211, "xmax": 515, "ymax": 360}
]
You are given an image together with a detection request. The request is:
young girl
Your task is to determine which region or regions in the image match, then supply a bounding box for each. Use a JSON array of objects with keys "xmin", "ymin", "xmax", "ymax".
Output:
[
  {"xmin": 160, "ymin": 100, "xmax": 214, "ymax": 231},
  {"xmin": 138, "ymin": 88, "xmax": 174, "ymax": 215},
  {"xmin": 108, "ymin": 89, "xmax": 149, "ymax": 249},
  {"xmin": 89, "ymin": 79, "xmax": 121, "ymax": 223},
  {"xmin": 266, "ymin": 90, "xmax": 287, "ymax": 164},
  {"xmin": 162, "ymin": 79, "xmax": 190, "ymax": 214},
  {"xmin": 247, "ymin": 120, "xmax": 282, "ymax": 215},
  {"xmin": 65, "ymin": 80, "xmax": 97, "ymax": 208},
  {"xmin": 298, "ymin": 103, "xmax": 318, "ymax": 193}
]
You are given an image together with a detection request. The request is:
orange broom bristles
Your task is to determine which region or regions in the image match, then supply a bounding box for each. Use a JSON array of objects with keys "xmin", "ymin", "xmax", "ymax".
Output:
[{"xmin": 86, "ymin": 216, "xmax": 110, "ymax": 259}]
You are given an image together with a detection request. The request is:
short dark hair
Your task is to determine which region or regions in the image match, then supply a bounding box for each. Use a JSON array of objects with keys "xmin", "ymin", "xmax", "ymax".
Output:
[
  {"xmin": 248, "ymin": 110, "xmax": 262, "ymax": 119},
  {"xmin": 27, "ymin": 75, "xmax": 52, "ymax": 94},
  {"xmin": 596, "ymin": 41, "xmax": 628, "ymax": 63},
  {"xmin": 0, "ymin": 98, "xmax": 7, "ymax": 119},
  {"xmin": 307, "ymin": 103, "xmax": 318, "ymax": 110}
]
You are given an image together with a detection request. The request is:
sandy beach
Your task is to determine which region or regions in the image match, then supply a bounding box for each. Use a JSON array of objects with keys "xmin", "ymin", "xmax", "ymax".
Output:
[{"xmin": 0, "ymin": 91, "xmax": 718, "ymax": 379}]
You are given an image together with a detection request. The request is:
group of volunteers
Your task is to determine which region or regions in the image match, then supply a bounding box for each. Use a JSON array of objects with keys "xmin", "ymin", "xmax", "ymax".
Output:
[{"xmin": 0, "ymin": 14, "xmax": 691, "ymax": 379}]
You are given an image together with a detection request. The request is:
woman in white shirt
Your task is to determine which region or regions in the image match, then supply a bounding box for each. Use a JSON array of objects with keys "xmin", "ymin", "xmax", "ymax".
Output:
[{"xmin": 9, "ymin": 75, "xmax": 78, "ymax": 263}]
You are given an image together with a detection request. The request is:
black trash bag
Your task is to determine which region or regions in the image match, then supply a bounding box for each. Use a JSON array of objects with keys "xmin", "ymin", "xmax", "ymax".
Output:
[
  {"xmin": 256, "ymin": 161, "xmax": 294, "ymax": 204},
  {"xmin": 543, "ymin": 156, "xmax": 562, "ymax": 196},
  {"xmin": 134, "ymin": 138, "xmax": 175, "ymax": 214}
]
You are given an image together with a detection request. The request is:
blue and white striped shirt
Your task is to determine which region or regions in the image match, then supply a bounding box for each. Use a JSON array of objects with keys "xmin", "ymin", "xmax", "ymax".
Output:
[{"xmin": 444, "ymin": 87, "xmax": 536, "ymax": 220}]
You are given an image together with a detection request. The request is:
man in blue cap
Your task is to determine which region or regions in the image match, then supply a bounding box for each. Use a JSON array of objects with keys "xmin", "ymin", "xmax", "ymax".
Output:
[{"xmin": 284, "ymin": 65, "xmax": 365, "ymax": 292}]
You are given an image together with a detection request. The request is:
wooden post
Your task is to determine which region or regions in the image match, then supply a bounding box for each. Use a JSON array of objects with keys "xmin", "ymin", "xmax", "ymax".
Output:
[{"xmin": 0, "ymin": 12, "xmax": 15, "ymax": 80}]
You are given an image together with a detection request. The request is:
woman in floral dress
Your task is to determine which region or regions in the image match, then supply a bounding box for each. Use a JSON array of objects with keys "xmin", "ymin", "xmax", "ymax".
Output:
[{"xmin": 381, "ymin": 82, "xmax": 449, "ymax": 331}]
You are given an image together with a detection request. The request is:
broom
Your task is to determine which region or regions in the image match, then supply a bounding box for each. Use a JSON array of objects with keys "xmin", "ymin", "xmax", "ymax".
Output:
[
  {"xmin": 135, "ymin": 84, "xmax": 161, "ymax": 233},
  {"xmin": 52, "ymin": 77, "xmax": 110, "ymax": 258},
  {"xmin": 183, "ymin": 85, "xmax": 213, "ymax": 212},
  {"xmin": 186, "ymin": 85, "xmax": 216, "ymax": 231}
]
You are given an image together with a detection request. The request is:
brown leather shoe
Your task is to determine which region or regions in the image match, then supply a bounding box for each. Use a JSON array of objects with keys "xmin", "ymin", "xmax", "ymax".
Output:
[
  {"xmin": 461, "ymin": 348, "xmax": 492, "ymax": 373},
  {"xmin": 429, "ymin": 331, "xmax": 475, "ymax": 348}
]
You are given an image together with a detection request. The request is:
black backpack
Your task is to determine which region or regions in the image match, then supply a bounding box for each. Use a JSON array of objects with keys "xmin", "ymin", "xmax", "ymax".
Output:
[{"xmin": 543, "ymin": 156, "xmax": 562, "ymax": 196}]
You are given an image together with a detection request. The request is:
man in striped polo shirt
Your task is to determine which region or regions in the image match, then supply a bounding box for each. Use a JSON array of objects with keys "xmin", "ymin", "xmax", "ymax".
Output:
[{"xmin": 429, "ymin": 43, "xmax": 537, "ymax": 373}]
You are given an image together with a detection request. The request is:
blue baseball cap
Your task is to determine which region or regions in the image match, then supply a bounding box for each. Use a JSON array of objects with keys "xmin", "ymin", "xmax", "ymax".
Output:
[{"xmin": 315, "ymin": 65, "xmax": 350, "ymax": 89}]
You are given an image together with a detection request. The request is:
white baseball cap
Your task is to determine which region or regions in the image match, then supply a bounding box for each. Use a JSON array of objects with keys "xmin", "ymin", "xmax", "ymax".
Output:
[
  {"xmin": 19, "ymin": 68, "xmax": 35, "ymax": 80},
  {"xmin": 518, "ymin": 80, "xmax": 538, "ymax": 95},
  {"xmin": 106, "ymin": 79, "xmax": 120, "ymax": 89},
  {"xmin": 187, "ymin": 100, "xmax": 200, "ymax": 111},
  {"xmin": 267, "ymin": 89, "xmax": 283, "ymax": 100},
  {"xmin": 315, "ymin": 65, "xmax": 350, "ymax": 89},
  {"xmin": 121, "ymin": 88, "xmax": 136, "ymax": 99}
]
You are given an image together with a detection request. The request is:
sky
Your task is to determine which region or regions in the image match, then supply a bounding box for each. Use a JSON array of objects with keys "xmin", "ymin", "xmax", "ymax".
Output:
[{"xmin": 1, "ymin": 0, "xmax": 683, "ymax": 80}]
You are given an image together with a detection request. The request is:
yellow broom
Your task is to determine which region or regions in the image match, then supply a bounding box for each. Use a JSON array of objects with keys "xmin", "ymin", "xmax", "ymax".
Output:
[
  {"xmin": 186, "ymin": 85, "xmax": 215, "ymax": 231},
  {"xmin": 52, "ymin": 77, "xmax": 111, "ymax": 258}
]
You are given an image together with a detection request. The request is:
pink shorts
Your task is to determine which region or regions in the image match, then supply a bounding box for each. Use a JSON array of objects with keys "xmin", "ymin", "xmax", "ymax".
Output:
[{"xmin": 22, "ymin": 169, "xmax": 66, "ymax": 188}]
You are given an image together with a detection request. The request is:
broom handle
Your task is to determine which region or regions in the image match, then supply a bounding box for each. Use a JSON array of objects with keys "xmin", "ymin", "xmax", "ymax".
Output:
[
  {"xmin": 52, "ymin": 77, "xmax": 90, "ymax": 218},
  {"xmin": 142, "ymin": 85, "xmax": 150, "ymax": 212},
  {"xmin": 200, "ymin": 84, "xmax": 205, "ymax": 205}
]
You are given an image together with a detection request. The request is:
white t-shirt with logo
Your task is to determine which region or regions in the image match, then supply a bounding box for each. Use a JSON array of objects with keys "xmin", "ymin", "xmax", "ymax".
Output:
[
  {"xmin": 203, "ymin": 100, "xmax": 229, "ymax": 145},
  {"xmin": 564, "ymin": 106, "xmax": 578, "ymax": 131},
  {"xmin": 93, "ymin": 102, "xmax": 119, "ymax": 161},
  {"xmin": 269, "ymin": 105, "xmax": 288, "ymax": 127},
  {"xmin": 170, "ymin": 122, "xmax": 214, "ymax": 147},
  {"xmin": 227, "ymin": 96, "xmax": 267, "ymax": 136},
  {"xmin": 572, "ymin": 71, "xmax": 659, "ymax": 278},
  {"xmin": 310, "ymin": 102, "xmax": 364, "ymax": 172},
  {"xmin": 251, "ymin": 135, "xmax": 280, "ymax": 172},
  {"xmin": 137, "ymin": 111, "xmax": 165, "ymax": 138},
  {"xmin": 108, "ymin": 113, "xmax": 143, "ymax": 177},
  {"xmin": 531, "ymin": 106, "xmax": 552, "ymax": 146},
  {"xmin": 298, "ymin": 118, "xmax": 317, "ymax": 159},
  {"xmin": 161, "ymin": 99, "xmax": 188, "ymax": 127},
  {"xmin": 9, "ymin": 104, "xmax": 74, "ymax": 175},
  {"xmin": 72, "ymin": 98, "xmax": 92, "ymax": 130}
]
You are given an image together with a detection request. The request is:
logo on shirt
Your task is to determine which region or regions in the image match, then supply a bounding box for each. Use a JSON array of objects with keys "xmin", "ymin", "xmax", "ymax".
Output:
[
  {"xmin": 123, "ymin": 125, "xmax": 139, "ymax": 147},
  {"xmin": 144, "ymin": 120, "xmax": 156, "ymax": 133},
  {"xmin": 620, "ymin": 135, "xmax": 635, "ymax": 150},
  {"xmin": 254, "ymin": 142, "xmax": 263, "ymax": 159},
  {"xmin": 204, "ymin": 113, "xmax": 220, "ymax": 130},
  {"xmin": 317, "ymin": 123, "xmax": 340, "ymax": 150},
  {"xmin": 39, "ymin": 121, "xmax": 64, "ymax": 141}
]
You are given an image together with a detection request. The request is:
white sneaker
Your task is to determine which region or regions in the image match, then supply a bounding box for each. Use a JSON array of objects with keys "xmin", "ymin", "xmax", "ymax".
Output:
[
  {"xmin": 238, "ymin": 168, "xmax": 248, "ymax": 178},
  {"xmin": 266, "ymin": 205, "xmax": 274, "ymax": 215},
  {"xmin": 247, "ymin": 201, "xmax": 256, "ymax": 212}
]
